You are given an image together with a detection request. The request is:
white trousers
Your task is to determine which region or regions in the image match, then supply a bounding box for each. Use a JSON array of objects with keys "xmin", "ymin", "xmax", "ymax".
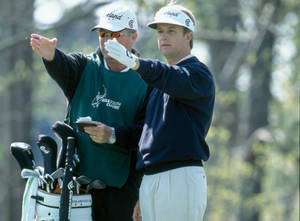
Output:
[{"xmin": 139, "ymin": 166, "xmax": 207, "ymax": 221}]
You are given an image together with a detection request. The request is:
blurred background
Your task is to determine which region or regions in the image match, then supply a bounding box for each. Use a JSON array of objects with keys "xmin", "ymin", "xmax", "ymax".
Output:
[{"xmin": 0, "ymin": 0, "xmax": 299, "ymax": 220}]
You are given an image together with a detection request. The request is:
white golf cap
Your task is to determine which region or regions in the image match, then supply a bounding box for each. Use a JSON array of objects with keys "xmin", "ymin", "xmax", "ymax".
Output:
[
  {"xmin": 148, "ymin": 6, "xmax": 195, "ymax": 32},
  {"xmin": 91, "ymin": 7, "xmax": 138, "ymax": 32}
]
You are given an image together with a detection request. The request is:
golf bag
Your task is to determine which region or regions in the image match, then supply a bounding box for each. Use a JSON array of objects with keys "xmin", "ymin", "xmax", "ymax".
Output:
[
  {"xmin": 11, "ymin": 121, "xmax": 95, "ymax": 221},
  {"xmin": 35, "ymin": 189, "xmax": 92, "ymax": 221}
]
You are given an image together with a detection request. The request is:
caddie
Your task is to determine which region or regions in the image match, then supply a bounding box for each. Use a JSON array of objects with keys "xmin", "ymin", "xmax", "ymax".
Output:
[{"xmin": 30, "ymin": 6, "xmax": 149, "ymax": 221}]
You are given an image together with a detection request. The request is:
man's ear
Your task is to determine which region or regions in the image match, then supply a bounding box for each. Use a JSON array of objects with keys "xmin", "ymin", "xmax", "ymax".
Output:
[
  {"xmin": 185, "ymin": 32, "xmax": 193, "ymax": 41},
  {"xmin": 131, "ymin": 32, "xmax": 138, "ymax": 42}
]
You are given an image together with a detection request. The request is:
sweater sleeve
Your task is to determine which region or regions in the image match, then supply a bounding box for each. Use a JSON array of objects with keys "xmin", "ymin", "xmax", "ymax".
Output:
[
  {"xmin": 136, "ymin": 58, "xmax": 215, "ymax": 100},
  {"xmin": 43, "ymin": 48, "xmax": 87, "ymax": 101}
]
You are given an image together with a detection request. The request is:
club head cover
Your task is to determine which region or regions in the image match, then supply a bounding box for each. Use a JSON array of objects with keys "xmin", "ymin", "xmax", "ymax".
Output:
[
  {"xmin": 51, "ymin": 121, "xmax": 76, "ymax": 169},
  {"xmin": 10, "ymin": 142, "xmax": 34, "ymax": 170},
  {"xmin": 37, "ymin": 135, "xmax": 58, "ymax": 174}
]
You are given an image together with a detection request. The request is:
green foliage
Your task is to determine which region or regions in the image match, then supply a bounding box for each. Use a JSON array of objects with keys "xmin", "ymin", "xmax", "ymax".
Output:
[{"xmin": 205, "ymin": 137, "xmax": 243, "ymax": 221}]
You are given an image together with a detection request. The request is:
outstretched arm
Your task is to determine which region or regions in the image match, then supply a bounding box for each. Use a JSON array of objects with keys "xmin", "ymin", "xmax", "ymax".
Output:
[
  {"xmin": 105, "ymin": 39, "xmax": 215, "ymax": 100},
  {"xmin": 30, "ymin": 33, "xmax": 87, "ymax": 101}
]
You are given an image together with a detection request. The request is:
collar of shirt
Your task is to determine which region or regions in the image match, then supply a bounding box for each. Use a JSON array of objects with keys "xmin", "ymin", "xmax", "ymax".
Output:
[
  {"xmin": 104, "ymin": 59, "xmax": 130, "ymax": 72},
  {"xmin": 176, "ymin": 54, "xmax": 194, "ymax": 65}
]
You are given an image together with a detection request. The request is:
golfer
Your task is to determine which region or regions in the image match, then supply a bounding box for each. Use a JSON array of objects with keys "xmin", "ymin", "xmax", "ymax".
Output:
[{"xmin": 105, "ymin": 3, "xmax": 215, "ymax": 221}]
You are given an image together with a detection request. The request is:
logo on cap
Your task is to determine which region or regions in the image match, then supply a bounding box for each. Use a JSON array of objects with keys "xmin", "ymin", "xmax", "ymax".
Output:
[
  {"xmin": 163, "ymin": 11, "xmax": 179, "ymax": 17},
  {"xmin": 126, "ymin": 50, "xmax": 133, "ymax": 58},
  {"xmin": 185, "ymin": 19, "xmax": 190, "ymax": 27},
  {"xmin": 106, "ymin": 13, "xmax": 123, "ymax": 20},
  {"xmin": 129, "ymin": 20, "xmax": 134, "ymax": 28}
]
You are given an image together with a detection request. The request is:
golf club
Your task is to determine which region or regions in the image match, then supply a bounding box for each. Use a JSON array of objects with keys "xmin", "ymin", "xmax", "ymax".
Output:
[
  {"xmin": 51, "ymin": 121, "xmax": 76, "ymax": 169},
  {"xmin": 75, "ymin": 175, "xmax": 91, "ymax": 193},
  {"xmin": 21, "ymin": 167, "xmax": 48, "ymax": 190},
  {"xmin": 73, "ymin": 177, "xmax": 80, "ymax": 195},
  {"xmin": 86, "ymin": 179, "xmax": 106, "ymax": 193},
  {"xmin": 45, "ymin": 167, "xmax": 65, "ymax": 192},
  {"xmin": 59, "ymin": 137, "xmax": 76, "ymax": 221},
  {"xmin": 10, "ymin": 142, "xmax": 34, "ymax": 170},
  {"xmin": 37, "ymin": 134, "xmax": 58, "ymax": 175}
]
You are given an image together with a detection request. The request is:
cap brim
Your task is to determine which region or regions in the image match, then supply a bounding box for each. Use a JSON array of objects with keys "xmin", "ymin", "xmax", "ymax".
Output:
[
  {"xmin": 90, "ymin": 26, "xmax": 100, "ymax": 32},
  {"xmin": 147, "ymin": 20, "xmax": 188, "ymax": 30},
  {"xmin": 90, "ymin": 23, "xmax": 124, "ymax": 32}
]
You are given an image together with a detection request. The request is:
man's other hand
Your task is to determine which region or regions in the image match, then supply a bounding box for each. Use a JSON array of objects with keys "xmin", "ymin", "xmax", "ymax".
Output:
[
  {"xmin": 83, "ymin": 121, "xmax": 113, "ymax": 144},
  {"xmin": 104, "ymin": 38, "xmax": 139, "ymax": 69},
  {"xmin": 133, "ymin": 200, "xmax": 142, "ymax": 221}
]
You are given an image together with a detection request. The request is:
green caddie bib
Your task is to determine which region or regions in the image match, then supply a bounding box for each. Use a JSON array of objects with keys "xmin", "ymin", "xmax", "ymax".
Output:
[{"xmin": 68, "ymin": 53, "xmax": 147, "ymax": 188}]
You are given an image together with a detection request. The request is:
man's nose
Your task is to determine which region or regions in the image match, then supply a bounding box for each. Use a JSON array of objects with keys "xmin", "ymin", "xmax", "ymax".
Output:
[
  {"xmin": 101, "ymin": 38, "xmax": 112, "ymax": 46},
  {"xmin": 101, "ymin": 36, "xmax": 111, "ymax": 42},
  {"xmin": 159, "ymin": 33, "xmax": 168, "ymax": 41}
]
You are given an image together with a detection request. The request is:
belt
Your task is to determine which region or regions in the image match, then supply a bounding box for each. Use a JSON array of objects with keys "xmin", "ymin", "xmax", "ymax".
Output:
[{"xmin": 143, "ymin": 160, "xmax": 203, "ymax": 175}]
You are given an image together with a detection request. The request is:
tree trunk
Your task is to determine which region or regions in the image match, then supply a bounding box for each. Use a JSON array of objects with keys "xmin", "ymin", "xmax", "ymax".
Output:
[
  {"xmin": 3, "ymin": 0, "xmax": 35, "ymax": 220},
  {"xmin": 239, "ymin": 3, "xmax": 278, "ymax": 220},
  {"xmin": 207, "ymin": 0, "xmax": 241, "ymax": 147}
]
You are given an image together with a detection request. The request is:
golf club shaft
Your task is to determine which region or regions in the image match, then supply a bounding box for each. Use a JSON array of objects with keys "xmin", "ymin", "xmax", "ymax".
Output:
[{"xmin": 59, "ymin": 137, "xmax": 75, "ymax": 221}]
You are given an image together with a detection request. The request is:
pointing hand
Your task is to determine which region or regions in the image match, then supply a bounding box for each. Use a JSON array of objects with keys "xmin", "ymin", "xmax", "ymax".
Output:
[{"xmin": 30, "ymin": 33, "xmax": 57, "ymax": 61}]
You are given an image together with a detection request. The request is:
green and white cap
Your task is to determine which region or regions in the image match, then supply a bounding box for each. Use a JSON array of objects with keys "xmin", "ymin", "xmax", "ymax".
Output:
[{"xmin": 148, "ymin": 6, "xmax": 195, "ymax": 32}]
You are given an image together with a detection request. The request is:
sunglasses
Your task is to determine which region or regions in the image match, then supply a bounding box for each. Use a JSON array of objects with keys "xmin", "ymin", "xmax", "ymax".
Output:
[{"xmin": 98, "ymin": 31, "xmax": 126, "ymax": 39}]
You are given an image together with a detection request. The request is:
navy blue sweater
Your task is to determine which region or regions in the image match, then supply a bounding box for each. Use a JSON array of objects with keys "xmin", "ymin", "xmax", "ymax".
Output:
[{"xmin": 136, "ymin": 56, "xmax": 215, "ymax": 173}]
